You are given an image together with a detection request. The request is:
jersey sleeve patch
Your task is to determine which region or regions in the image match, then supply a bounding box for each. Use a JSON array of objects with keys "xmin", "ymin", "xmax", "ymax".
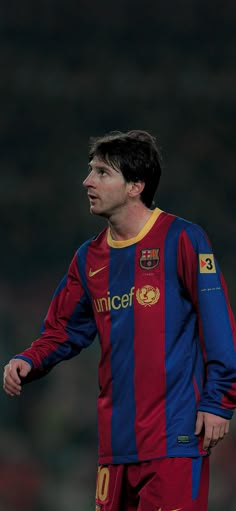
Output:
[{"xmin": 199, "ymin": 254, "xmax": 216, "ymax": 273}]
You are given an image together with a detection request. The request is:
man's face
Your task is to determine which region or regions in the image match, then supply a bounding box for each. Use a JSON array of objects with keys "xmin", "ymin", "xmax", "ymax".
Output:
[{"xmin": 83, "ymin": 157, "xmax": 130, "ymax": 217}]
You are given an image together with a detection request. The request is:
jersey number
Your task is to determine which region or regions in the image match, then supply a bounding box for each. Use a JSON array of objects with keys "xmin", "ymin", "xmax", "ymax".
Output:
[
  {"xmin": 96, "ymin": 467, "xmax": 110, "ymax": 502},
  {"xmin": 205, "ymin": 257, "xmax": 213, "ymax": 270}
]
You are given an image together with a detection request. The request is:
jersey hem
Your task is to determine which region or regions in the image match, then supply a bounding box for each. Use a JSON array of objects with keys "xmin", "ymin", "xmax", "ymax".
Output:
[{"xmin": 98, "ymin": 451, "xmax": 210, "ymax": 465}]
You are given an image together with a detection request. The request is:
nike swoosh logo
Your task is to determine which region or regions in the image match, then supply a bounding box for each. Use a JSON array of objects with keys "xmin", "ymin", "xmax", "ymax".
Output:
[
  {"xmin": 89, "ymin": 266, "xmax": 106, "ymax": 277},
  {"xmin": 157, "ymin": 508, "xmax": 182, "ymax": 511}
]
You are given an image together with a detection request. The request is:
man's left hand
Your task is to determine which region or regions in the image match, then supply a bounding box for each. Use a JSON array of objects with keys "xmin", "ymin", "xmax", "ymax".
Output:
[{"xmin": 195, "ymin": 411, "xmax": 230, "ymax": 450}]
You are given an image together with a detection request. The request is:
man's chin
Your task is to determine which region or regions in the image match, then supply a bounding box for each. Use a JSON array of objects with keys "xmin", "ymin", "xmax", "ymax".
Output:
[
  {"xmin": 90, "ymin": 206, "xmax": 108, "ymax": 218},
  {"xmin": 90, "ymin": 205, "xmax": 101, "ymax": 215}
]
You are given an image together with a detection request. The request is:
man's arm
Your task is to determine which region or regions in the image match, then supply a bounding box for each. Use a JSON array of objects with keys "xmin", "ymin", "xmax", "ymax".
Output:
[
  {"xmin": 3, "ymin": 250, "xmax": 97, "ymax": 395},
  {"xmin": 178, "ymin": 223, "xmax": 236, "ymax": 448}
]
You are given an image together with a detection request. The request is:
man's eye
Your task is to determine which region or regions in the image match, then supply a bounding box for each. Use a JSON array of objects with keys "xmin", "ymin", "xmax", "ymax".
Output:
[{"xmin": 98, "ymin": 168, "xmax": 107, "ymax": 175}]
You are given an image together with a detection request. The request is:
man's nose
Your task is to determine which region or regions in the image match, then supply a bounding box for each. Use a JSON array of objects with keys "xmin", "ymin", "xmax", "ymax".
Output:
[{"xmin": 83, "ymin": 171, "xmax": 95, "ymax": 188}]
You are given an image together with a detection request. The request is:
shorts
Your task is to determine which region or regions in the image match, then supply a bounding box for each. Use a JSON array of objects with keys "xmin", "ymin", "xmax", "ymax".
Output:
[{"xmin": 95, "ymin": 456, "xmax": 209, "ymax": 511}]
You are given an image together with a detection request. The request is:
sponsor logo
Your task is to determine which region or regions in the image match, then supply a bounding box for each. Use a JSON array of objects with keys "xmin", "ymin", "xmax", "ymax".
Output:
[
  {"xmin": 199, "ymin": 254, "xmax": 216, "ymax": 273},
  {"xmin": 89, "ymin": 266, "xmax": 107, "ymax": 277},
  {"xmin": 94, "ymin": 287, "xmax": 135, "ymax": 313},
  {"xmin": 93, "ymin": 285, "xmax": 160, "ymax": 313},
  {"xmin": 139, "ymin": 248, "xmax": 160, "ymax": 269},
  {"xmin": 136, "ymin": 285, "xmax": 160, "ymax": 306}
]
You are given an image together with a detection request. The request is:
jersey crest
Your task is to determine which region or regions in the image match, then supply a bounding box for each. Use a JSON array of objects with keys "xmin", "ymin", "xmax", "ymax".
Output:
[{"xmin": 139, "ymin": 248, "xmax": 160, "ymax": 269}]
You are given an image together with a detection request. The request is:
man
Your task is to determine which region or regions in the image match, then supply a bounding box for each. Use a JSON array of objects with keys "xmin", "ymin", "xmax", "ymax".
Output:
[{"xmin": 3, "ymin": 130, "xmax": 236, "ymax": 511}]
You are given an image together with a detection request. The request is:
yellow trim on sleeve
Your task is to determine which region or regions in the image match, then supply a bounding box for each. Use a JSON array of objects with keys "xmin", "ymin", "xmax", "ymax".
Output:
[{"xmin": 107, "ymin": 208, "xmax": 163, "ymax": 248}]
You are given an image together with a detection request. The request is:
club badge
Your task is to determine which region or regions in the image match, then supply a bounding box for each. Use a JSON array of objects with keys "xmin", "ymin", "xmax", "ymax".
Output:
[{"xmin": 139, "ymin": 248, "xmax": 160, "ymax": 270}]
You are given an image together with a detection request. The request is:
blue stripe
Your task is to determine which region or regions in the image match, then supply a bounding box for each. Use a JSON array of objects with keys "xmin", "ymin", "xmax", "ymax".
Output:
[
  {"xmin": 40, "ymin": 240, "xmax": 97, "ymax": 368},
  {"xmin": 42, "ymin": 293, "xmax": 97, "ymax": 368},
  {"xmin": 52, "ymin": 275, "xmax": 67, "ymax": 298},
  {"xmin": 164, "ymin": 218, "xmax": 199, "ymax": 454},
  {"xmin": 41, "ymin": 237, "xmax": 94, "ymax": 337},
  {"xmin": 192, "ymin": 457, "xmax": 202, "ymax": 500},
  {"xmin": 40, "ymin": 275, "xmax": 67, "ymax": 334},
  {"xmin": 77, "ymin": 238, "xmax": 95, "ymax": 299},
  {"xmin": 109, "ymin": 245, "xmax": 137, "ymax": 461},
  {"xmin": 65, "ymin": 293, "xmax": 97, "ymax": 349}
]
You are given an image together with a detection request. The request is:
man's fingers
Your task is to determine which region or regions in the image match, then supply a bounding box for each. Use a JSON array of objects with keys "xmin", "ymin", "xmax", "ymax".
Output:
[
  {"xmin": 3, "ymin": 362, "xmax": 23, "ymax": 396},
  {"xmin": 207, "ymin": 426, "xmax": 221, "ymax": 448},
  {"xmin": 195, "ymin": 412, "xmax": 204, "ymax": 435},
  {"xmin": 9, "ymin": 370, "xmax": 21, "ymax": 385},
  {"xmin": 218, "ymin": 422, "xmax": 229, "ymax": 440},
  {"xmin": 3, "ymin": 372, "xmax": 22, "ymax": 395},
  {"xmin": 10, "ymin": 361, "xmax": 25, "ymax": 382},
  {"xmin": 202, "ymin": 415, "xmax": 230, "ymax": 449},
  {"xmin": 219, "ymin": 425, "xmax": 226, "ymax": 440},
  {"xmin": 19, "ymin": 366, "xmax": 30, "ymax": 378},
  {"xmin": 3, "ymin": 383, "xmax": 21, "ymax": 396},
  {"xmin": 3, "ymin": 359, "xmax": 32, "ymax": 397},
  {"xmin": 212, "ymin": 425, "xmax": 220, "ymax": 442},
  {"xmin": 203, "ymin": 426, "xmax": 213, "ymax": 450},
  {"xmin": 3, "ymin": 382, "xmax": 20, "ymax": 397},
  {"xmin": 6, "ymin": 362, "xmax": 21, "ymax": 384},
  {"xmin": 225, "ymin": 421, "xmax": 230, "ymax": 435}
]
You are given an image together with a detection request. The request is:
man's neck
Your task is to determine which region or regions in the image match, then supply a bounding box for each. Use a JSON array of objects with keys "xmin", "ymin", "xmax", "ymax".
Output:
[{"xmin": 108, "ymin": 204, "xmax": 155, "ymax": 241}]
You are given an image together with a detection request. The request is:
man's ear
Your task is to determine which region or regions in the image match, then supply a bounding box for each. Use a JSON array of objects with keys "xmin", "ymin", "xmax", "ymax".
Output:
[{"xmin": 128, "ymin": 181, "xmax": 145, "ymax": 199}]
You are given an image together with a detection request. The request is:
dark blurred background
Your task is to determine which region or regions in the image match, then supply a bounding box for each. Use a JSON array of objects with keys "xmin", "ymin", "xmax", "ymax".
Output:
[{"xmin": 1, "ymin": 0, "xmax": 236, "ymax": 509}]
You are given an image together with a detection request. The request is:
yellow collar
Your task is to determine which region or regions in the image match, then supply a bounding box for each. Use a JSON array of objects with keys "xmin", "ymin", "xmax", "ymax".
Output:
[{"xmin": 107, "ymin": 208, "xmax": 163, "ymax": 248}]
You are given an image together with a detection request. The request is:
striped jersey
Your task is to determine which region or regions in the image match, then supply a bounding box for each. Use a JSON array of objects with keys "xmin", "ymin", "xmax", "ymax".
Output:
[{"xmin": 16, "ymin": 208, "xmax": 236, "ymax": 464}]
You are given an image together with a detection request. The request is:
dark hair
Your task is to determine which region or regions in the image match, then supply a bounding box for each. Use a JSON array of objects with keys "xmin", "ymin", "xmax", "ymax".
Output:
[{"xmin": 89, "ymin": 130, "xmax": 162, "ymax": 207}]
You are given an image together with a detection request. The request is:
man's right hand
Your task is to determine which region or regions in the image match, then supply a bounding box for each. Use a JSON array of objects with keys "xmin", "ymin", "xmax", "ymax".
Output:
[{"xmin": 3, "ymin": 359, "xmax": 32, "ymax": 396}]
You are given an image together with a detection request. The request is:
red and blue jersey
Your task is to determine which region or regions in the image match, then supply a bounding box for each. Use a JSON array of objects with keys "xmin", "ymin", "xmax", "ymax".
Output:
[{"xmin": 16, "ymin": 209, "xmax": 236, "ymax": 464}]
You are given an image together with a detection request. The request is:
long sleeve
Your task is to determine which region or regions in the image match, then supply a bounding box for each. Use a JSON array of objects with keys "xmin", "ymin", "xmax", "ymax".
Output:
[
  {"xmin": 178, "ymin": 224, "xmax": 236, "ymax": 419},
  {"xmin": 15, "ymin": 250, "xmax": 97, "ymax": 380}
]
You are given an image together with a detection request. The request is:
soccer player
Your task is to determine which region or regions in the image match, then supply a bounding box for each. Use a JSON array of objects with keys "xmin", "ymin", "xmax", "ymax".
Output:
[{"xmin": 3, "ymin": 130, "xmax": 236, "ymax": 511}]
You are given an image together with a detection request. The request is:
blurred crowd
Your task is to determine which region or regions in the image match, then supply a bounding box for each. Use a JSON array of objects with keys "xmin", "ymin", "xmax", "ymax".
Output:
[{"xmin": 1, "ymin": 0, "xmax": 236, "ymax": 509}]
